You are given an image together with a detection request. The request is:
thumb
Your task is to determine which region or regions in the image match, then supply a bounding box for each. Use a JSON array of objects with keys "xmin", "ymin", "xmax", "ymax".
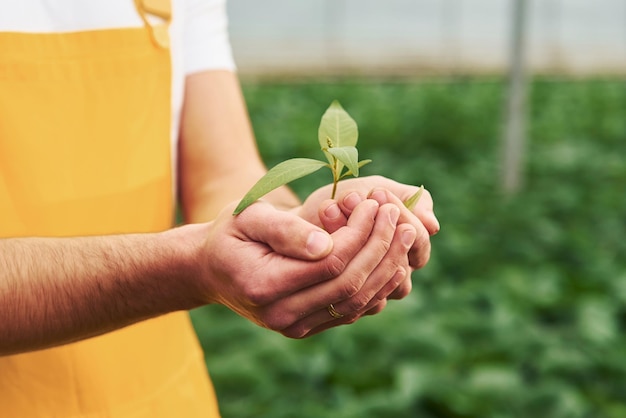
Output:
[{"xmin": 236, "ymin": 201, "xmax": 333, "ymax": 260}]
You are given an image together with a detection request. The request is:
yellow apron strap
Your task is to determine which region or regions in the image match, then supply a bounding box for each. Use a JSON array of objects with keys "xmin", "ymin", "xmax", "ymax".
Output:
[{"xmin": 134, "ymin": 0, "xmax": 172, "ymax": 49}]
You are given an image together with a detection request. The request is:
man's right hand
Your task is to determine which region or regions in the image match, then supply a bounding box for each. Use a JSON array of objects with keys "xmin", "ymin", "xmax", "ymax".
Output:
[{"xmin": 190, "ymin": 197, "xmax": 415, "ymax": 338}]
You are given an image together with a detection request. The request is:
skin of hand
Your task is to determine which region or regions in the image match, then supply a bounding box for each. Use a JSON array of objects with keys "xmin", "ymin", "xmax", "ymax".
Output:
[
  {"xmin": 193, "ymin": 196, "xmax": 415, "ymax": 338},
  {"xmin": 178, "ymin": 71, "xmax": 436, "ymax": 334},
  {"xmin": 297, "ymin": 176, "xmax": 439, "ymax": 303}
]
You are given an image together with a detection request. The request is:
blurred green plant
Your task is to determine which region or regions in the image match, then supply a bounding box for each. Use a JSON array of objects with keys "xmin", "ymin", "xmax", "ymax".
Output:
[{"xmin": 191, "ymin": 77, "xmax": 626, "ymax": 418}]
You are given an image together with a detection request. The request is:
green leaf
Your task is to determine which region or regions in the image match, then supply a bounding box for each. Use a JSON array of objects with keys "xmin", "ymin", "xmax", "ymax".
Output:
[
  {"xmin": 340, "ymin": 159, "xmax": 372, "ymax": 179},
  {"xmin": 326, "ymin": 146, "xmax": 359, "ymax": 177},
  {"xmin": 318, "ymin": 101, "xmax": 359, "ymax": 173},
  {"xmin": 318, "ymin": 100, "xmax": 359, "ymax": 149},
  {"xmin": 233, "ymin": 158, "xmax": 328, "ymax": 215},
  {"xmin": 403, "ymin": 185, "xmax": 424, "ymax": 211}
]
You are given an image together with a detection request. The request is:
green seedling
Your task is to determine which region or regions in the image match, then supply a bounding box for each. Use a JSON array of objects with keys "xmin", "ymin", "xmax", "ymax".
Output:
[
  {"xmin": 403, "ymin": 185, "xmax": 424, "ymax": 211},
  {"xmin": 233, "ymin": 100, "xmax": 423, "ymax": 215}
]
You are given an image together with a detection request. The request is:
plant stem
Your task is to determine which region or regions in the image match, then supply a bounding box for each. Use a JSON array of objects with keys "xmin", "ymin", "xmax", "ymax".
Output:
[{"xmin": 330, "ymin": 157, "xmax": 339, "ymax": 199}]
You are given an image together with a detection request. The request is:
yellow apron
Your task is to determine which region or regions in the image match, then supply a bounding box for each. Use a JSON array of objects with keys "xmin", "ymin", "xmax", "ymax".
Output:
[{"xmin": 0, "ymin": 1, "xmax": 220, "ymax": 416}]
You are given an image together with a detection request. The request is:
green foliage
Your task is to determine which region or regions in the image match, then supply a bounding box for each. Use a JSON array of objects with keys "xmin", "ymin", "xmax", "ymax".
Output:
[
  {"xmin": 404, "ymin": 185, "xmax": 425, "ymax": 211},
  {"xmin": 232, "ymin": 158, "xmax": 327, "ymax": 214},
  {"xmin": 191, "ymin": 77, "xmax": 626, "ymax": 417},
  {"xmin": 318, "ymin": 100, "xmax": 361, "ymax": 180},
  {"xmin": 233, "ymin": 100, "xmax": 369, "ymax": 214}
]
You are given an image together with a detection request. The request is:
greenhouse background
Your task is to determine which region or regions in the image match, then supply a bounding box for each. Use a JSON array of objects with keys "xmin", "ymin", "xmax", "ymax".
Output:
[
  {"xmin": 227, "ymin": 0, "xmax": 626, "ymax": 77},
  {"xmin": 190, "ymin": 1, "xmax": 626, "ymax": 417}
]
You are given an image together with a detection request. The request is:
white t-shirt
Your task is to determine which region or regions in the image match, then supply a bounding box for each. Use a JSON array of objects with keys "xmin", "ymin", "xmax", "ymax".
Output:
[{"xmin": 0, "ymin": 0, "xmax": 236, "ymax": 147}]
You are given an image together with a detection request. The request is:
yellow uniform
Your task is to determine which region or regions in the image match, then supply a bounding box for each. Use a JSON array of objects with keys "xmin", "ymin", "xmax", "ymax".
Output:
[{"xmin": 0, "ymin": 0, "xmax": 232, "ymax": 416}]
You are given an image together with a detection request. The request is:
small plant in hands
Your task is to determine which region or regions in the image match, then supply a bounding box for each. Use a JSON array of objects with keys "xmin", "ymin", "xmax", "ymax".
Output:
[{"xmin": 233, "ymin": 100, "xmax": 423, "ymax": 215}]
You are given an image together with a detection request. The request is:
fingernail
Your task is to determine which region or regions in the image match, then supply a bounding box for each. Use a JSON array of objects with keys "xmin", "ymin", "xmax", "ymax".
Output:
[
  {"xmin": 343, "ymin": 192, "xmax": 362, "ymax": 211},
  {"xmin": 401, "ymin": 229, "xmax": 416, "ymax": 247},
  {"xmin": 306, "ymin": 231, "xmax": 332, "ymax": 256},
  {"xmin": 370, "ymin": 189, "xmax": 387, "ymax": 204},
  {"xmin": 429, "ymin": 213, "xmax": 441, "ymax": 234},
  {"xmin": 324, "ymin": 203, "xmax": 341, "ymax": 219},
  {"xmin": 388, "ymin": 206, "xmax": 400, "ymax": 225}
]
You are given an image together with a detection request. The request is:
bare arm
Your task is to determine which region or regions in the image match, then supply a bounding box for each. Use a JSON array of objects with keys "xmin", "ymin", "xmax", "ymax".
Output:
[
  {"xmin": 0, "ymin": 189, "xmax": 406, "ymax": 352},
  {"xmin": 178, "ymin": 70, "xmax": 299, "ymax": 223},
  {"xmin": 0, "ymin": 227, "xmax": 202, "ymax": 355}
]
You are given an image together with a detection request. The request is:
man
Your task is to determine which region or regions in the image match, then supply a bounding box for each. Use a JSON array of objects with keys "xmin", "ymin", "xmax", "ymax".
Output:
[{"xmin": 0, "ymin": 0, "xmax": 439, "ymax": 416}]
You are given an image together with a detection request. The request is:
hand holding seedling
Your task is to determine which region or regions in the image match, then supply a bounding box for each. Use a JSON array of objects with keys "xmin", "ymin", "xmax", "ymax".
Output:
[
  {"xmin": 234, "ymin": 100, "xmax": 439, "ymax": 267},
  {"xmin": 200, "ymin": 196, "xmax": 417, "ymax": 337},
  {"xmin": 196, "ymin": 100, "xmax": 439, "ymax": 336},
  {"xmin": 302, "ymin": 177, "xmax": 438, "ymax": 271}
]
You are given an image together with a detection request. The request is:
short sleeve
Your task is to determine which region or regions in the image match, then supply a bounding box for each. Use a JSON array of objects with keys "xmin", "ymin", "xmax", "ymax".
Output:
[{"xmin": 183, "ymin": 0, "xmax": 236, "ymax": 74}]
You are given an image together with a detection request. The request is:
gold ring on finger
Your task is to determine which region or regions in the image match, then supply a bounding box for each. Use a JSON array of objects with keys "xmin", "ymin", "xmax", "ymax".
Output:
[{"xmin": 327, "ymin": 303, "xmax": 344, "ymax": 319}]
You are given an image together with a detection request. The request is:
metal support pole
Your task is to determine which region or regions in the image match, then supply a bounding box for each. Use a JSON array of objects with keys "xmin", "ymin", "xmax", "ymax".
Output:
[{"xmin": 501, "ymin": 0, "xmax": 529, "ymax": 194}]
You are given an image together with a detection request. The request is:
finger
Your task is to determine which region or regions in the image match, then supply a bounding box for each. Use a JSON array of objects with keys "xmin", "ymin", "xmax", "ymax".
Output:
[
  {"xmin": 335, "ymin": 190, "xmax": 368, "ymax": 216},
  {"xmin": 326, "ymin": 268, "xmax": 406, "ymax": 322},
  {"xmin": 322, "ymin": 225, "xmax": 413, "ymax": 317},
  {"xmin": 411, "ymin": 188, "xmax": 440, "ymax": 235},
  {"xmin": 235, "ymin": 201, "xmax": 333, "ymax": 260},
  {"xmin": 369, "ymin": 188, "xmax": 439, "ymax": 236},
  {"xmin": 273, "ymin": 203, "xmax": 401, "ymax": 336},
  {"xmin": 294, "ymin": 223, "xmax": 413, "ymax": 329},
  {"xmin": 241, "ymin": 199, "xmax": 380, "ymax": 309},
  {"xmin": 409, "ymin": 224, "xmax": 431, "ymax": 269},
  {"xmin": 318, "ymin": 200, "xmax": 348, "ymax": 234},
  {"xmin": 362, "ymin": 300, "xmax": 388, "ymax": 317},
  {"xmin": 316, "ymin": 191, "xmax": 365, "ymax": 233},
  {"xmin": 376, "ymin": 182, "xmax": 439, "ymax": 235},
  {"xmin": 304, "ymin": 267, "xmax": 408, "ymax": 336},
  {"xmin": 302, "ymin": 299, "xmax": 388, "ymax": 338},
  {"xmin": 368, "ymin": 189, "xmax": 433, "ymax": 268},
  {"xmin": 387, "ymin": 275, "xmax": 413, "ymax": 300},
  {"xmin": 331, "ymin": 183, "xmax": 440, "ymax": 236}
]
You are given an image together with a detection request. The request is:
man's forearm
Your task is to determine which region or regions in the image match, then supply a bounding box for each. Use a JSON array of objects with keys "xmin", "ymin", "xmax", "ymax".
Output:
[
  {"xmin": 0, "ymin": 225, "xmax": 206, "ymax": 356},
  {"xmin": 178, "ymin": 70, "xmax": 302, "ymax": 224}
]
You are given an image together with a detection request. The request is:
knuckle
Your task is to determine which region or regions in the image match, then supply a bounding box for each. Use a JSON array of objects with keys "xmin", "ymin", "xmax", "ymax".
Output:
[
  {"xmin": 413, "ymin": 250, "xmax": 431, "ymax": 269},
  {"xmin": 374, "ymin": 291, "xmax": 388, "ymax": 304},
  {"xmin": 397, "ymin": 281, "xmax": 413, "ymax": 298},
  {"xmin": 389, "ymin": 278, "xmax": 412, "ymax": 300},
  {"xmin": 373, "ymin": 287, "xmax": 390, "ymax": 304},
  {"xmin": 323, "ymin": 253, "xmax": 347, "ymax": 277},
  {"xmin": 262, "ymin": 303, "xmax": 300, "ymax": 333},
  {"xmin": 416, "ymin": 228, "xmax": 431, "ymax": 248},
  {"xmin": 370, "ymin": 300, "xmax": 388, "ymax": 315},
  {"xmin": 262, "ymin": 310, "xmax": 291, "ymax": 331},
  {"xmin": 376, "ymin": 236, "xmax": 393, "ymax": 254},
  {"xmin": 346, "ymin": 293, "xmax": 371, "ymax": 312},
  {"xmin": 244, "ymin": 283, "xmax": 272, "ymax": 306},
  {"xmin": 338, "ymin": 277, "xmax": 362, "ymax": 300}
]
